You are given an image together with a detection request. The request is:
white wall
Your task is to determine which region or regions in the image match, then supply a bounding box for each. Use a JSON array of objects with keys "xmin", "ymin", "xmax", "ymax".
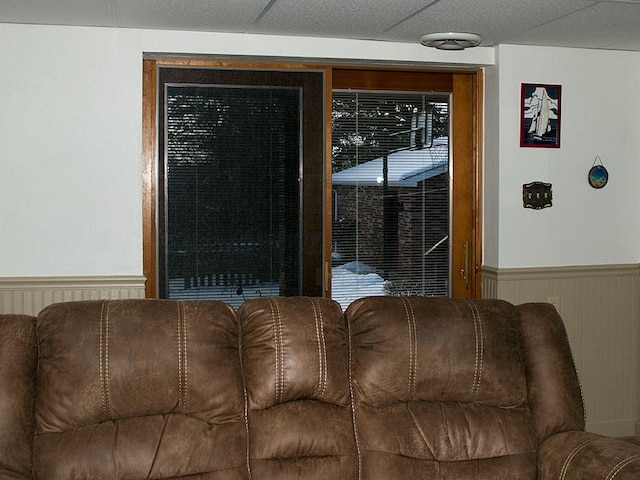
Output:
[
  {"xmin": 0, "ymin": 23, "xmax": 492, "ymax": 277},
  {"xmin": 2, "ymin": 23, "xmax": 640, "ymax": 275},
  {"xmin": 485, "ymin": 45, "xmax": 640, "ymax": 269},
  {"xmin": 0, "ymin": 26, "xmax": 142, "ymax": 276}
]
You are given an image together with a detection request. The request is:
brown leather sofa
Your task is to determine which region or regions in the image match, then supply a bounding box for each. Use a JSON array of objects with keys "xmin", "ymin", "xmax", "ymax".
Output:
[{"xmin": 2, "ymin": 296, "xmax": 640, "ymax": 479}]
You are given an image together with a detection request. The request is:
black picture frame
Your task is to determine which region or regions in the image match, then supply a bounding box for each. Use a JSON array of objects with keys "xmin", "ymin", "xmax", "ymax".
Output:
[{"xmin": 520, "ymin": 84, "xmax": 561, "ymax": 148}]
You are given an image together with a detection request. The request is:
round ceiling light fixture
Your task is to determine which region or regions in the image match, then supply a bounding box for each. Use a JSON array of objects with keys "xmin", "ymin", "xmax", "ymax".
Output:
[{"xmin": 420, "ymin": 32, "xmax": 482, "ymax": 50}]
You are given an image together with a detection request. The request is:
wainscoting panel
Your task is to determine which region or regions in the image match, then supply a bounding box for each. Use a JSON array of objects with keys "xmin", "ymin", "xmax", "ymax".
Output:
[
  {"xmin": 483, "ymin": 264, "xmax": 640, "ymax": 438},
  {"xmin": 0, "ymin": 276, "xmax": 147, "ymax": 316}
]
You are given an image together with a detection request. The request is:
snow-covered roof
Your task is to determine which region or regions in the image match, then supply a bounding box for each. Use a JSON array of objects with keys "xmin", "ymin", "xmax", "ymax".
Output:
[{"xmin": 332, "ymin": 136, "xmax": 448, "ymax": 188}]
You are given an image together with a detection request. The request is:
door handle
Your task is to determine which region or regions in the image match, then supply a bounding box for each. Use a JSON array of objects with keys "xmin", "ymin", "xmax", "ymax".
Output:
[
  {"xmin": 324, "ymin": 261, "xmax": 331, "ymax": 293},
  {"xmin": 460, "ymin": 241, "xmax": 470, "ymax": 289}
]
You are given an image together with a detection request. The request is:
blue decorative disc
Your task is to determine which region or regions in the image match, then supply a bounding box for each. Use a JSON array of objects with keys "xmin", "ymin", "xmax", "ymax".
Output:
[{"xmin": 588, "ymin": 165, "xmax": 608, "ymax": 189}]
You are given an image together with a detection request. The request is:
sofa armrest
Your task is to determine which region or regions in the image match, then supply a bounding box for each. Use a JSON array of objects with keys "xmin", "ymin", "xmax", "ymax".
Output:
[
  {"xmin": 0, "ymin": 314, "xmax": 37, "ymax": 480},
  {"xmin": 538, "ymin": 431, "xmax": 640, "ymax": 479}
]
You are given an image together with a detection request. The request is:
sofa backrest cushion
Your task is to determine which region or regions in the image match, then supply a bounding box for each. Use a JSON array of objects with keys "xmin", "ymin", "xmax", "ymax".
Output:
[
  {"xmin": 347, "ymin": 296, "xmax": 537, "ymax": 479},
  {"xmin": 238, "ymin": 297, "xmax": 356, "ymax": 479},
  {"xmin": 348, "ymin": 296, "xmax": 528, "ymax": 407},
  {"xmin": 0, "ymin": 314, "xmax": 36, "ymax": 479},
  {"xmin": 34, "ymin": 299, "xmax": 249, "ymax": 480}
]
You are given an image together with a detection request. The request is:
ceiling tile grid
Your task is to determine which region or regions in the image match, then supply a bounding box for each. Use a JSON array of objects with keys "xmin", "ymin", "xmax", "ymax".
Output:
[
  {"xmin": 253, "ymin": 0, "xmax": 429, "ymax": 39},
  {"xmin": 1, "ymin": 0, "xmax": 640, "ymax": 51}
]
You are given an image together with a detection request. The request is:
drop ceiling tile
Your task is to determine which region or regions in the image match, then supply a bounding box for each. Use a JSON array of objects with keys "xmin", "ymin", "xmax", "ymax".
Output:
[
  {"xmin": 386, "ymin": 0, "xmax": 596, "ymax": 46},
  {"xmin": 115, "ymin": 0, "xmax": 269, "ymax": 32},
  {"xmin": 502, "ymin": 2, "xmax": 640, "ymax": 49},
  {"xmin": 1, "ymin": 0, "xmax": 640, "ymax": 52},
  {"xmin": 0, "ymin": 0, "xmax": 117, "ymax": 27},
  {"xmin": 254, "ymin": 0, "xmax": 429, "ymax": 40}
]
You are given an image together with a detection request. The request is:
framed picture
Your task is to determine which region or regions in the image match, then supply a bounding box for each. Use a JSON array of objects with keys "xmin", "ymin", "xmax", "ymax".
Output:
[{"xmin": 520, "ymin": 83, "xmax": 561, "ymax": 148}]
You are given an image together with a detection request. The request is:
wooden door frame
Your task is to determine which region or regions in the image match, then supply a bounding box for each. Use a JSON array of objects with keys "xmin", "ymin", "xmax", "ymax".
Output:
[
  {"xmin": 451, "ymin": 71, "xmax": 483, "ymax": 298},
  {"xmin": 329, "ymin": 67, "xmax": 483, "ymax": 298},
  {"xmin": 142, "ymin": 58, "xmax": 332, "ymax": 298},
  {"xmin": 143, "ymin": 60, "xmax": 482, "ymax": 298},
  {"xmin": 142, "ymin": 59, "xmax": 158, "ymax": 298}
]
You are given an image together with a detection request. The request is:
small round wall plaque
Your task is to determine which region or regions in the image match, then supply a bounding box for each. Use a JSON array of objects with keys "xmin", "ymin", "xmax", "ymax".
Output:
[{"xmin": 588, "ymin": 156, "xmax": 608, "ymax": 189}]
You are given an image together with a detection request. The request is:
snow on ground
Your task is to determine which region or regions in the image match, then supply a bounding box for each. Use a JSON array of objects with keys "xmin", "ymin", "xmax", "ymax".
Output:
[
  {"xmin": 331, "ymin": 263, "xmax": 387, "ymax": 310},
  {"xmin": 169, "ymin": 261, "xmax": 388, "ymax": 310},
  {"xmin": 168, "ymin": 278, "xmax": 280, "ymax": 309}
]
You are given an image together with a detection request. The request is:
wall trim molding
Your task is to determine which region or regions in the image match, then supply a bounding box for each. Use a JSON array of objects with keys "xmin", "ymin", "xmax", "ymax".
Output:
[
  {"xmin": 0, "ymin": 275, "xmax": 147, "ymax": 315},
  {"xmin": 482, "ymin": 263, "xmax": 640, "ymax": 282},
  {"xmin": 0, "ymin": 275, "xmax": 147, "ymax": 289}
]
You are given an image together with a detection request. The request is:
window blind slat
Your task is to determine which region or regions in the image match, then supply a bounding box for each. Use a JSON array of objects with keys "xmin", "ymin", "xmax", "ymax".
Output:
[
  {"xmin": 331, "ymin": 91, "xmax": 450, "ymax": 309},
  {"xmin": 165, "ymin": 85, "xmax": 301, "ymax": 307}
]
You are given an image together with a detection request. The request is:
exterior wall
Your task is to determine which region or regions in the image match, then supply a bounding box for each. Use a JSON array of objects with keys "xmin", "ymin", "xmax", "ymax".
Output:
[
  {"xmin": 333, "ymin": 185, "xmax": 384, "ymax": 267},
  {"xmin": 334, "ymin": 173, "xmax": 448, "ymax": 295},
  {"xmin": 397, "ymin": 176, "xmax": 448, "ymax": 293}
]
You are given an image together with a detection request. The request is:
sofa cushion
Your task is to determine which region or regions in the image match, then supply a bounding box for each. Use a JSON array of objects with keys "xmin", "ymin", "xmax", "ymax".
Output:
[
  {"xmin": 347, "ymin": 296, "xmax": 537, "ymax": 479},
  {"xmin": 238, "ymin": 296, "xmax": 355, "ymax": 479},
  {"xmin": 34, "ymin": 299, "xmax": 249, "ymax": 480},
  {"xmin": 348, "ymin": 296, "xmax": 528, "ymax": 406},
  {"xmin": 538, "ymin": 431, "xmax": 640, "ymax": 479},
  {"xmin": 0, "ymin": 314, "xmax": 36, "ymax": 480}
]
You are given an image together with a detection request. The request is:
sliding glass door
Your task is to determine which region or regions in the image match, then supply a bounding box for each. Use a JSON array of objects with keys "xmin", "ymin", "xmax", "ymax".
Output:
[
  {"xmin": 156, "ymin": 68, "xmax": 324, "ymax": 306},
  {"xmin": 331, "ymin": 91, "xmax": 450, "ymax": 308},
  {"xmin": 143, "ymin": 62, "xmax": 481, "ymax": 301}
]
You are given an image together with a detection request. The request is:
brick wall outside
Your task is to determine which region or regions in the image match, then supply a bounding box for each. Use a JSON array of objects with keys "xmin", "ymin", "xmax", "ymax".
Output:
[{"xmin": 333, "ymin": 173, "xmax": 449, "ymax": 295}]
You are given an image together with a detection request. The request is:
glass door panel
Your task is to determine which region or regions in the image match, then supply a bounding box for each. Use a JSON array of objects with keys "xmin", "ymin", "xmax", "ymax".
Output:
[
  {"xmin": 331, "ymin": 91, "xmax": 450, "ymax": 309},
  {"xmin": 162, "ymin": 84, "xmax": 302, "ymax": 307}
]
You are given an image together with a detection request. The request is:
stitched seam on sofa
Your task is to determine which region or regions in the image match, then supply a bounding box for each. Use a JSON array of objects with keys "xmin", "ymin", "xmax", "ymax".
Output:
[
  {"xmin": 311, "ymin": 298, "xmax": 321, "ymax": 398},
  {"xmin": 402, "ymin": 298, "xmax": 417, "ymax": 401},
  {"xmin": 559, "ymin": 438, "xmax": 596, "ymax": 480},
  {"xmin": 466, "ymin": 300, "xmax": 484, "ymax": 402},
  {"xmin": 237, "ymin": 310, "xmax": 254, "ymax": 480},
  {"xmin": 606, "ymin": 454, "xmax": 640, "ymax": 480},
  {"xmin": 345, "ymin": 310, "xmax": 362, "ymax": 480},
  {"xmin": 268, "ymin": 298, "xmax": 284, "ymax": 404},
  {"xmin": 311, "ymin": 298, "xmax": 327, "ymax": 399},
  {"xmin": 268, "ymin": 298, "xmax": 280, "ymax": 403},
  {"xmin": 177, "ymin": 301, "xmax": 182, "ymax": 413},
  {"xmin": 99, "ymin": 299, "xmax": 113, "ymax": 420},
  {"xmin": 177, "ymin": 300, "xmax": 188, "ymax": 414}
]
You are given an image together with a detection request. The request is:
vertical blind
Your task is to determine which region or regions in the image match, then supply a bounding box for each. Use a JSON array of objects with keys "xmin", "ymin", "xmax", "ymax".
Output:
[
  {"xmin": 163, "ymin": 84, "xmax": 302, "ymax": 307},
  {"xmin": 331, "ymin": 91, "xmax": 450, "ymax": 309}
]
